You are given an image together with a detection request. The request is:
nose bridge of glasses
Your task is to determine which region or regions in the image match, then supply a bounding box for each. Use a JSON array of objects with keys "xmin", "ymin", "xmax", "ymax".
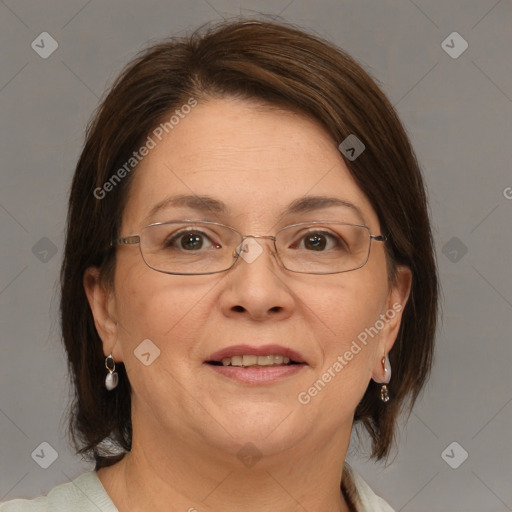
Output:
[{"xmin": 233, "ymin": 234, "xmax": 278, "ymax": 262}]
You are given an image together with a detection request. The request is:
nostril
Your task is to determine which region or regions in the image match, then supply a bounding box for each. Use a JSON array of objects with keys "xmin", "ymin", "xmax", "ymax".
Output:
[{"xmin": 232, "ymin": 305, "xmax": 245, "ymax": 312}]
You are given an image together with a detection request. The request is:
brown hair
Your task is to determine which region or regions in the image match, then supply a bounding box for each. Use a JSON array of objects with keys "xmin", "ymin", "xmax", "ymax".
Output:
[{"xmin": 61, "ymin": 18, "xmax": 438, "ymax": 470}]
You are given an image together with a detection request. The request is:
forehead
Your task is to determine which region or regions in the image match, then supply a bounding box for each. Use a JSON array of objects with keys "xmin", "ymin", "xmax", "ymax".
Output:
[{"xmin": 122, "ymin": 98, "xmax": 379, "ymax": 231}]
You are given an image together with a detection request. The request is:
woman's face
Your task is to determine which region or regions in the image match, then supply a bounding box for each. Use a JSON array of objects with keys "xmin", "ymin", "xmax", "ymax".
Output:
[{"xmin": 86, "ymin": 97, "xmax": 410, "ymax": 459}]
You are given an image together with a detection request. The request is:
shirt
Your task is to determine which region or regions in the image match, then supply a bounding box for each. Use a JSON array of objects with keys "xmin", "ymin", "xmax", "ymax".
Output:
[{"xmin": 0, "ymin": 469, "xmax": 395, "ymax": 511}]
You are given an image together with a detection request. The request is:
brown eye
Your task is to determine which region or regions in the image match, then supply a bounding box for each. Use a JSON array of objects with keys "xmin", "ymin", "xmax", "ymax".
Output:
[
  {"xmin": 180, "ymin": 232, "xmax": 204, "ymax": 250},
  {"xmin": 294, "ymin": 230, "xmax": 345, "ymax": 252},
  {"xmin": 164, "ymin": 230, "xmax": 217, "ymax": 251},
  {"xmin": 304, "ymin": 234, "xmax": 327, "ymax": 251}
]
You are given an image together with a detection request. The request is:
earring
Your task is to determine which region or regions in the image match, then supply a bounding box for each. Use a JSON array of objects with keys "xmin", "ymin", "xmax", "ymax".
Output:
[
  {"xmin": 374, "ymin": 354, "xmax": 391, "ymax": 403},
  {"xmin": 105, "ymin": 353, "xmax": 119, "ymax": 391}
]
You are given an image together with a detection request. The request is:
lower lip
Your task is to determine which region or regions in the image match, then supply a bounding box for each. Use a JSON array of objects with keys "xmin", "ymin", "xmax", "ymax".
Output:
[{"xmin": 205, "ymin": 364, "xmax": 306, "ymax": 384}]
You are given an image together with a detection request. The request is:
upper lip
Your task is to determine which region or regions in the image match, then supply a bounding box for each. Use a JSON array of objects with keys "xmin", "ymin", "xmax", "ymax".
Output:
[{"xmin": 206, "ymin": 344, "xmax": 306, "ymax": 364}]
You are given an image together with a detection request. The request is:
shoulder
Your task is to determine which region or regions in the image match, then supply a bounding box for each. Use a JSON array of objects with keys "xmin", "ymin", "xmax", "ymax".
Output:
[
  {"xmin": 0, "ymin": 471, "xmax": 117, "ymax": 512},
  {"xmin": 350, "ymin": 469, "xmax": 395, "ymax": 512}
]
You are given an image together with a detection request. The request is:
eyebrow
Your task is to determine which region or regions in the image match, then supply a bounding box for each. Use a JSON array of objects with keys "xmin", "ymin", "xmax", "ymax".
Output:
[{"xmin": 145, "ymin": 194, "xmax": 366, "ymax": 224}]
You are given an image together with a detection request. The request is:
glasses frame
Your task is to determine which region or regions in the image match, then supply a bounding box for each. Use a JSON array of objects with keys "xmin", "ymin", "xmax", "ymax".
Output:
[{"xmin": 111, "ymin": 219, "xmax": 387, "ymax": 276}]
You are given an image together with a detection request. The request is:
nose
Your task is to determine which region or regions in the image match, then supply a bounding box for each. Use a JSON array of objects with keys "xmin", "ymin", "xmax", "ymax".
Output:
[
  {"xmin": 220, "ymin": 235, "xmax": 295, "ymax": 322},
  {"xmin": 233, "ymin": 235, "xmax": 277, "ymax": 263}
]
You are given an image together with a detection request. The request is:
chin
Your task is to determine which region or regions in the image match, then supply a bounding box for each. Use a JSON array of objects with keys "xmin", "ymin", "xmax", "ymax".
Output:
[{"xmin": 200, "ymin": 404, "xmax": 311, "ymax": 457}]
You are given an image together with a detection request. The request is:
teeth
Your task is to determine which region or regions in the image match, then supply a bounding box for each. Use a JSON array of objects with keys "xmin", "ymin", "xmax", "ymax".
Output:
[
  {"xmin": 219, "ymin": 355, "xmax": 294, "ymax": 367},
  {"xmin": 243, "ymin": 355, "xmax": 258, "ymax": 366},
  {"xmin": 231, "ymin": 355, "xmax": 243, "ymax": 366}
]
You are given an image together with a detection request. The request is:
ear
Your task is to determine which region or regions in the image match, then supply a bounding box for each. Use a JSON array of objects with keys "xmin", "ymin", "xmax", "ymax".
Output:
[
  {"xmin": 371, "ymin": 265, "xmax": 412, "ymax": 381},
  {"xmin": 83, "ymin": 267, "xmax": 123, "ymax": 361}
]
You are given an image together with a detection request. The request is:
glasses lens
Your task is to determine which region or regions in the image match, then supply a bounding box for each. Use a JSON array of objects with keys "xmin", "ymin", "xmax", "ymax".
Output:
[
  {"xmin": 140, "ymin": 221, "xmax": 240, "ymax": 275},
  {"xmin": 138, "ymin": 221, "xmax": 373, "ymax": 275},
  {"xmin": 276, "ymin": 223, "xmax": 371, "ymax": 274}
]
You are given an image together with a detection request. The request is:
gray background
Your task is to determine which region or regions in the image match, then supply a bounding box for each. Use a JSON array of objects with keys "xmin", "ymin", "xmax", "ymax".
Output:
[{"xmin": 0, "ymin": 1, "xmax": 511, "ymax": 510}]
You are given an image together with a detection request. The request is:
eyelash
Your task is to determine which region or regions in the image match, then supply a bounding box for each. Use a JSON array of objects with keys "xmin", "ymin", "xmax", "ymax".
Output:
[{"xmin": 165, "ymin": 228, "xmax": 347, "ymax": 252}]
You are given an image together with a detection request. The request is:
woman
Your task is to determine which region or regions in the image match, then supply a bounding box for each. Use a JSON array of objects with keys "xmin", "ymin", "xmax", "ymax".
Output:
[{"xmin": 1, "ymin": 19, "xmax": 437, "ymax": 512}]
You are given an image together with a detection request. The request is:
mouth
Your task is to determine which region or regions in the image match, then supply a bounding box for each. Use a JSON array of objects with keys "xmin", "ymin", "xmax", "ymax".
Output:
[
  {"xmin": 205, "ymin": 345, "xmax": 307, "ymax": 384},
  {"xmin": 208, "ymin": 354, "xmax": 298, "ymax": 367},
  {"xmin": 206, "ymin": 344, "xmax": 306, "ymax": 367}
]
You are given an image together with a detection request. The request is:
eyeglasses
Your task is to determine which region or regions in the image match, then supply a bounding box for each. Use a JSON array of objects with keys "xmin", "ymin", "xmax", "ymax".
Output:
[{"xmin": 111, "ymin": 220, "xmax": 387, "ymax": 275}]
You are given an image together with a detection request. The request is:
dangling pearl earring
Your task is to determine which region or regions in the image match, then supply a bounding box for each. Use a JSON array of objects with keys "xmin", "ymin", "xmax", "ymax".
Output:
[
  {"xmin": 374, "ymin": 353, "xmax": 391, "ymax": 402},
  {"xmin": 105, "ymin": 353, "xmax": 119, "ymax": 391}
]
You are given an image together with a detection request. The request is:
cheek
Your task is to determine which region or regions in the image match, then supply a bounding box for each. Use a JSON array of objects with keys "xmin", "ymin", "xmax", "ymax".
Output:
[
  {"xmin": 114, "ymin": 266, "xmax": 214, "ymax": 355},
  {"xmin": 310, "ymin": 273, "xmax": 387, "ymax": 344},
  {"xmin": 297, "ymin": 291, "xmax": 381, "ymax": 417},
  {"xmin": 302, "ymin": 274, "xmax": 388, "ymax": 394}
]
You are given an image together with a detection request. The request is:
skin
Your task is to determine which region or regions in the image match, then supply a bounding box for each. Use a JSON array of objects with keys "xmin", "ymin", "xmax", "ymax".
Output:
[{"xmin": 84, "ymin": 97, "xmax": 411, "ymax": 512}]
